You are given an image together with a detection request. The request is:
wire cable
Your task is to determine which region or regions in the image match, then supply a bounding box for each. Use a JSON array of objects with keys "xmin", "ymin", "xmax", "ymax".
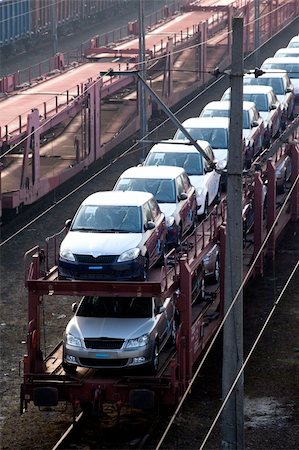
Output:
[
  {"xmin": 155, "ymin": 173, "xmax": 299, "ymax": 450},
  {"xmin": 199, "ymin": 258, "xmax": 299, "ymax": 450}
]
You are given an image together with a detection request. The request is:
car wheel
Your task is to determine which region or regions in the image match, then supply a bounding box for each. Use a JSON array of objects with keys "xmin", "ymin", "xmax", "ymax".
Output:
[
  {"xmin": 62, "ymin": 361, "xmax": 77, "ymax": 375},
  {"xmin": 176, "ymin": 224, "xmax": 182, "ymax": 248},
  {"xmin": 149, "ymin": 340, "xmax": 159, "ymax": 374},
  {"xmin": 215, "ymin": 187, "xmax": 221, "ymax": 204},
  {"xmin": 210, "ymin": 257, "xmax": 220, "ymax": 284},
  {"xmin": 157, "ymin": 242, "xmax": 166, "ymax": 266},
  {"xmin": 170, "ymin": 318, "xmax": 177, "ymax": 347},
  {"xmin": 277, "ymin": 173, "xmax": 287, "ymax": 194},
  {"xmin": 202, "ymin": 196, "xmax": 209, "ymax": 218},
  {"xmin": 200, "ymin": 276, "xmax": 205, "ymax": 301},
  {"xmin": 141, "ymin": 255, "xmax": 149, "ymax": 281}
]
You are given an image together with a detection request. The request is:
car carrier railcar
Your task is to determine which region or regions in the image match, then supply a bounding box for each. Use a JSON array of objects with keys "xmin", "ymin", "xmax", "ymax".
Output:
[{"xmin": 20, "ymin": 150, "xmax": 299, "ymax": 415}]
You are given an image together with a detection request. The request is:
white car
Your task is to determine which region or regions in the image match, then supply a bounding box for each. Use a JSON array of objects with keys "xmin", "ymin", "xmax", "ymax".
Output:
[
  {"xmin": 221, "ymin": 85, "xmax": 282, "ymax": 148},
  {"xmin": 200, "ymin": 100, "xmax": 265, "ymax": 167},
  {"xmin": 63, "ymin": 294, "xmax": 178, "ymax": 373},
  {"xmin": 261, "ymin": 57, "xmax": 299, "ymax": 107},
  {"xmin": 58, "ymin": 191, "xmax": 167, "ymax": 281},
  {"xmin": 287, "ymin": 35, "xmax": 299, "ymax": 48},
  {"xmin": 173, "ymin": 117, "xmax": 231, "ymax": 189},
  {"xmin": 243, "ymin": 69, "xmax": 295, "ymax": 125},
  {"xmin": 274, "ymin": 47, "xmax": 299, "ymax": 58},
  {"xmin": 142, "ymin": 139, "xmax": 221, "ymax": 216},
  {"xmin": 113, "ymin": 165, "xmax": 197, "ymax": 247}
]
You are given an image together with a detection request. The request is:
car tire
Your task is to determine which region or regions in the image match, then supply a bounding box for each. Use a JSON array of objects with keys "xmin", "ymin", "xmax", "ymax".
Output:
[
  {"xmin": 202, "ymin": 196, "xmax": 209, "ymax": 219},
  {"xmin": 62, "ymin": 361, "xmax": 77, "ymax": 375},
  {"xmin": 176, "ymin": 224, "xmax": 182, "ymax": 248},
  {"xmin": 149, "ymin": 340, "xmax": 159, "ymax": 374},
  {"xmin": 277, "ymin": 173, "xmax": 287, "ymax": 194},
  {"xmin": 215, "ymin": 187, "xmax": 221, "ymax": 204},
  {"xmin": 210, "ymin": 257, "xmax": 220, "ymax": 284},
  {"xmin": 140, "ymin": 255, "xmax": 149, "ymax": 281}
]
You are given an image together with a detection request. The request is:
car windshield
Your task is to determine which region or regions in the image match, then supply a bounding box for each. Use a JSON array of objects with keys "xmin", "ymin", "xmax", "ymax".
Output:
[
  {"xmin": 201, "ymin": 109, "xmax": 250, "ymax": 129},
  {"xmin": 262, "ymin": 62, "xmax": 299, "ymax": 79},
  {"xmin": 71, "ymin": 205, "xmax": 142, "ymax": 233},
  {"xmin": 175, "ymin": 127, "xmax": 228, "ymax": 149},
  {"xmin": 243, "ymin": 93, "xmax": 268, "ymax": 111},
  {"xmin": 77, "ymin": 296, "xmax": 153, "ymax": 318},
  {"xmin": 115, "ymin": 178, "xmax": 176, "ymax": 203},
  {"xmin": 244, "ymin": 77, "xmax": 284, "ymax": 95},
  {"xmin": 145, "ymin": 151, "xmax": 204, "ymax": 175}
]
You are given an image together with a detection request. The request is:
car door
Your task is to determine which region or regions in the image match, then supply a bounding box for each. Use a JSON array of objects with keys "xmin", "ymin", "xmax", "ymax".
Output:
[
  {"xmin": 204, "ymin": 146, "xmax": 220, "ymax": 203},
  {"xmin": 269, "ymin": 90, "xmax": 281, "ymax": 136},
  {"xmin": 142, "ymin": 201, "xmax": 157, "ymax": 264},
  {"xmin": 177, "ymin": 173, "xmax": 196, "ymax": 234},
  {"xmin": 148, "ymin": 198, "xmax": 166, "ymax": 260}
]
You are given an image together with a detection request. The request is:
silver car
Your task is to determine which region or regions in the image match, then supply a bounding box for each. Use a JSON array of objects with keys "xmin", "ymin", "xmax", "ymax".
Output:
[{"xmin": 63, "ymin": 294, "xmax": 178, "ymax": 374}]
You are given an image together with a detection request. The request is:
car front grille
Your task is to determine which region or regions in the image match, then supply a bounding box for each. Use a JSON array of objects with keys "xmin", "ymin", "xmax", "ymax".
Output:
[
  {"xmin": 79, "ymin": 358, "xmax": 128, "ymax": 368},
  {"xmin": 75, "ymin": 254, "xmax": 117, "ymax": 264},
  {"xmin": 84, "ymin": 338, "xmax": 124, "ymax": 349}
]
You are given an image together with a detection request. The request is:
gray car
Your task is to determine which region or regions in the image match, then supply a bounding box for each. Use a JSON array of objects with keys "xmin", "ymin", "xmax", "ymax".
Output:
[{"xmin": 63, "ymin": 294, "xmax": 178, "ymax": 374}]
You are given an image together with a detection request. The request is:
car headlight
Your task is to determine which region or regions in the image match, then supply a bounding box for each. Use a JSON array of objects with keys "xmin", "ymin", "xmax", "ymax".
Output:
[
  {"xmin": 117, "ymin": 248, "xmax": 140, "ymax": 262},
  {"xmin": 166, "ymin": 216, "xmax": 175, "ymax": 227},
  {"xmin": 125, "ymin": 334, "xmax": 150, "ymax": 349},
  {"xmin": 60, "ymin": 248, "xmax": 76, "ymax": 262},
  {"xmin": 66, "ymin": 333, "xmax": 82, "ymax": 347}
]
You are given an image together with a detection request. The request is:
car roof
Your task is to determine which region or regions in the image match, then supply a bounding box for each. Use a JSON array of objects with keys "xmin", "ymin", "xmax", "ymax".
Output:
[
  {"xmin": 81, "ymin": 190, "xmax": 155, "ymax": 206},
  {"xmin": 181, "ymin": 116, "xmax": 230, "ymax": 128},
  {"xmin": 275, "ymin": 47, "xmax": 299, "ymax": 55},
  {"xmin": 201, "ymin": 100, "xmax": 257, "ymax": 112},
  {"xmin": 148, "ymin": 139, "xmax": 210, "ymax": 154},
  {"xmin": 118, "ymin": 165, "xmax": 186, "ymax": 180},
  {"xmin": 224, "ymin": 85, "xmax": 274, "ymax": 95},
  {"xmin": 244, "ymin": 69, "xmax": 289, "ymax": 79},
  {"xmin": 288, "ymin": 36, "xmax": 299, "ymax": 45},
  {"xmin": 261, "ymin": 57, "xmax": 299, "ymax": 64}
]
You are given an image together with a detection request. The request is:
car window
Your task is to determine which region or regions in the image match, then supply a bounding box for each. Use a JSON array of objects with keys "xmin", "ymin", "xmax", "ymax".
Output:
[
  {"xmin": 148, "ymin": 198, "xmax": 160, "ymax": 220},
  {"xmin": 180, "ymin": 173, "xmax": 191, "ymax": 192},
  {"xmin": 77, "ymin": 296, "xmax": 153, "ymax": 318},
  {"xmin": 176, "ymin": 128, "xmax": 228, "ymax": 149},
  {"xmin": 243, "ymin": 93, "xmax": 268, "ymax": 111},
  {"xmin": 143, "ymin": 201, "xmax": 154, "ymax": 224},
  {"xmin": 262, "ymin": 62, "xmax": 299, "ymax": 79},
  {"xmin": 243, "ymin": 110, "xmax": 250, "ymax": 128},
  {"xmin": 72, "ymin": 205, "xmax": 142, "ymax": 233},
  {"xmin": 244, "ymin": 77, "xmax": 284, "ymax": 95}
]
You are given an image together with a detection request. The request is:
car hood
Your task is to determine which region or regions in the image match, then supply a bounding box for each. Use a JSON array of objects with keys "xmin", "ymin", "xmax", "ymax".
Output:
[
  {"xmin": 159, "ymin": 203, "xmax": 176, "ymax": 218},
  {"xmin": 211, "ymin": 148, "xmax": 228, "ymax": 166},
  {"xmin": 68, "ymin": 316, "xmax": 154, "ymax": 340},
  {"xmin": 189, "ymin": 175, "xmax": 205, "ymax": 190},
  {"xmin": 61, "ymin": 231, "xmax": 142, "ymax": 256},
  {"xmin": 259, "ymin": 111, "xmax": 270, "ymax": 126}
]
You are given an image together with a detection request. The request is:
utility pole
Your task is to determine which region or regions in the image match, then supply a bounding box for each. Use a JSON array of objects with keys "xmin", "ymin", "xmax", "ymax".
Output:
[
  {"xmin": 221, "ymin": 16, "xmax": 244, "ymax": 450},
  {"xmin": 51, "ymin": 0, "xmax": 58, "ymax": 56},
  {"xmin": 138, "ymin": 0, "xmax": 148, "ymax": 159},
  {"xmin": 254, "ymin": 0, "xmax": 260, "ymax": 68}
]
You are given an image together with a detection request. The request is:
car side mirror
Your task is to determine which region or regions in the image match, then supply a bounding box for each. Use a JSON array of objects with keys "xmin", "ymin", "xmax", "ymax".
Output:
[
  {"xmin": 65, "ymin": 219, "xmax": 72, "ymax": 229},
  {"xmin": 71, "ymin": 302, "xmax": 78, "ymax": 313},
  {"xmin": 286, "ymin": 87, "xmax": 293, "ymax": 93},
  {"xmin": 155, "ymin": 305, "xmax": 166, "ymax": 315},
  {"xmin": 145, "ymin": 220, "xmax": 155, "ymax": 231},
  {"xmin": 179, "ymin": 192, "xmax": 188, "ymax": 201},
  {"xmin": 270, "ymin": 104, "xmax": 277, "ymax": 110},
  {"xmin": 251, "ymin": 121, "xmax": 258, "ymax": 127}
]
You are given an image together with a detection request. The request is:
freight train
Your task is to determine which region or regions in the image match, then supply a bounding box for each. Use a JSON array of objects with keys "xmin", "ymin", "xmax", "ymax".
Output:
[{"xmin": 0, "ymin": 0, "xmax": 126, "ymax": 56}]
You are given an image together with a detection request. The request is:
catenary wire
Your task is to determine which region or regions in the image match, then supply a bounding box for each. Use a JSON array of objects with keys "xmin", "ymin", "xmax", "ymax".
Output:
[
  {"xmin": 199, "ymin": 258, "xmax": 299, "ymax": 449},
  {"xmin": 154, "ymin": 173, "xmax": 299, "ymax": 450}
]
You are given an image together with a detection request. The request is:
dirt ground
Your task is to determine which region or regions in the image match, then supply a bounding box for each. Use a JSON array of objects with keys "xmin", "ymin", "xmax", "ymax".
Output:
[{"xmin": 0, "ymin": 5, "xmax": 299, "ymax": 450}]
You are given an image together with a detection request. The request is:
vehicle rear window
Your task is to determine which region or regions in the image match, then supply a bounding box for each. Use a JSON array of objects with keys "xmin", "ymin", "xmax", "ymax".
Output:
[{"xmin": 77, "ymin": 296, "xmax": 153, "ymax": 318}]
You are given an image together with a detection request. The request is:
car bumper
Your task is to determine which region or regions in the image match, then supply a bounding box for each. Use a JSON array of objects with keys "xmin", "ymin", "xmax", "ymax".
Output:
[
  {"xmin": 58, "ymin": 256, "xmax": 145, "ymax": 281},
  {"xmin": 64, "ymin": 344, "xmax": 153, "ymax": 369}
]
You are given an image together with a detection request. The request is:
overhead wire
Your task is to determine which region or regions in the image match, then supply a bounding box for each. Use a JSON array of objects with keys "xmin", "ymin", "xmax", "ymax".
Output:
[{"xmin": 155, "ymin": 173, "xmax": 299, "ymax": 450}]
